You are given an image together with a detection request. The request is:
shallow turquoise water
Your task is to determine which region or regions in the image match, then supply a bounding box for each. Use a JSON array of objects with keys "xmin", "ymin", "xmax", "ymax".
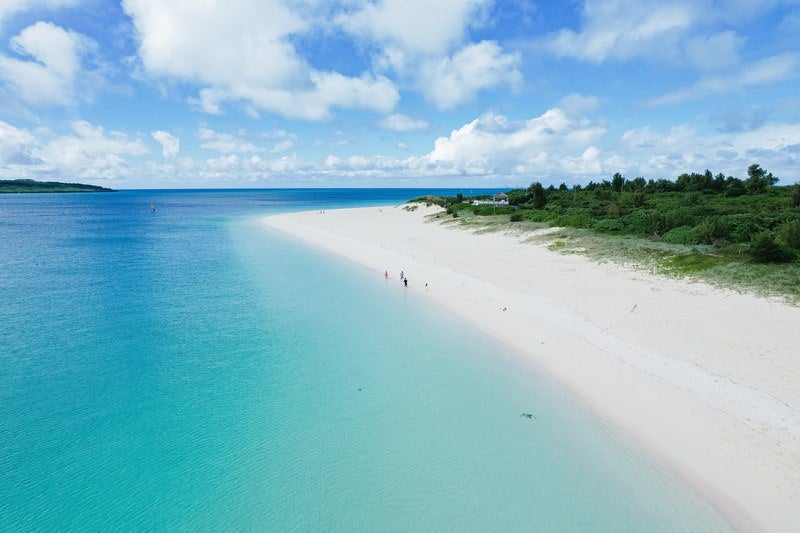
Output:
[{"xmin": 0, "ymin": 190, "xmax": 729, "ymax": 530}]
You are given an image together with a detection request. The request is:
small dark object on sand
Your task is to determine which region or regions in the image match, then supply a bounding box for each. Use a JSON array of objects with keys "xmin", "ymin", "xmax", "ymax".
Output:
[{"xmin": 520, "ymin": 413, "xmax": 535, "ymax": 419}]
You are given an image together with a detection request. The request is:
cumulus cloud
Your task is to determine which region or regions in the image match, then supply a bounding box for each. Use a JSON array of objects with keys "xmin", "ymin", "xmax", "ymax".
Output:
[
  {"xmin": 5, "ymin": 109, "xmax": 798, "ymax": 187},
  {"xmin": 423, "ymin": 109, "xmax": 607, "ymax": 176},
  {"xmin": 421, "ymin": 41, "xmax": 521, "ymax": 109},
  {"xmin": 379, "ymin": 113, "xmax": 428, "ymax": 132},
  {"xmin": 338, "ymin": 0, "xmax": 519, "ymax": 109},
  {"xmin": 548, "ymin": 1, "xmax": 694, "ymax": 63},
  {"xmin": 617, "ymin": 121, "xmax": 800, "ymax": 180},
  {"xmin": 545, "ymin": 0, "xmax": 781, "ymax": 70},
  {"xmin": 0, "ymin": 120, "xmax": 40, "ymax": 165},
  {"xmin": 544, "ymin": 1, "xmax": 799, "ymax": 110},
  {"xmin": 122, "ymin": 0, "xmax": 399, "ymax": 120},
  {"xmin": 338, "ymin": 0, "xmax": 490, "ymax": 56},
  {"xmin": 114, "ymin": 115, "xmax": 800, "ymax": 185},
  {"xmin": 0, "ymin": 21, "xmax": 94, "ymax": 106},
  {"xmin": 39, "ymin": 121, "xmax": 148, "ymax": 177},
  {"xmin": 0, "ymin": 119, "xmax": 148, "ymax": 181},
  {"xmin": 151, "ymin": 130, "xmax": 180, "ymax": 158}
]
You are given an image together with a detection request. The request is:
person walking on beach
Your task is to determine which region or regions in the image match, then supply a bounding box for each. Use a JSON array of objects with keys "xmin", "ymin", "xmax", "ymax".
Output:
[
  {"xmin": 404, "ymin": 278, "xmax": 408, "ymax": 287},
  {"xmin": 400, "ymin": 270, "xmax": 404, "ymax": 280},
  {"xmin": 384, "ymin": 270, "xmax": 389, "ymax": 279}
]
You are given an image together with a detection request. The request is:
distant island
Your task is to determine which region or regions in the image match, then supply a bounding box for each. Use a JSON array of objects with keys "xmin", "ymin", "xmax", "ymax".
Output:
[{"xmin": 0, "ymin": 179, "xmax": 114, "ymax": 193}]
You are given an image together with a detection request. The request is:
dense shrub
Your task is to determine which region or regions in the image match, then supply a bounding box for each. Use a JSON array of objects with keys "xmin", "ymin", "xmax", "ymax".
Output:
[
  {"xmin": 619, "ymin": 192, "xmax": 646, "ymax": 208},
  {"xmin": 422, "ymin": 165, "xmax": 799, "ymax": 262},
  {"xmin": 717, "ymin": 214, "xmax": 765, "ymax": 243},
  {"xmin": 593, "ymin": 218, "xmax": 625, "ymax": 233},
  {"xmin": 662, "ymin": 225, "xmax": 698, "ymax": 245},
  {"xmin": 552, "ymin": 213, "xmax": 593, "ymax": 228},
  {"xmin": 777, "ymin": 220, "xmax": 800, "ymax": 250},
  {"xmin": 791, "ymin": 184, "xmax": 800, "ymax": 207},
  {"xmin": 619, "ymin": 211, "xmax": 653, "ymax": 234},
  {"xmin": 750, "ymin": 232, "xmax": 794, "ymax": 263},
  {"xmin": 520, "ymin": 209, "xmax": 552, "ymax": 222},
  {"xmin": 695, "ymin": 219, "xmax": 721, "ymax": 244},
  {"xmin": 471, "ymin": 204, "xmax": 513, "ymax": 216}
]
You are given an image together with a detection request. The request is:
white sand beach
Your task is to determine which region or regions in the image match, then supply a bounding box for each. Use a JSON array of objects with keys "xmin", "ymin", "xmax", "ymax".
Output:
[{"xmin": 263, "ymin": 204, "xmax": 800, "ymax": 531}]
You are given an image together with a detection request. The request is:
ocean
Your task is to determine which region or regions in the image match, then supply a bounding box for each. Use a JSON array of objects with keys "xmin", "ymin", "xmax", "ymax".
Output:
[{"xmin": 0, "ymin": 189, "xmax": 728, "ymax": 530}]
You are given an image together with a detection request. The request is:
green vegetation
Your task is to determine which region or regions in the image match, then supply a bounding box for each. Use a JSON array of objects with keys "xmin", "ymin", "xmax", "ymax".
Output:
[
  {"xmin": 0, "ymin": 179, "xmax": 114, "ymax": 193},
  {"xmin": 411, "ymin": 164, "xmax": 800, "ymax": 301}
]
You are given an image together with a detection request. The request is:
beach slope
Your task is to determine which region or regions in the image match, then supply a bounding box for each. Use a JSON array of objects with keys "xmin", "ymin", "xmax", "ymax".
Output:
[{"xmin": 263, "ymin": 204, "xmax": 800, "ymax": 530}]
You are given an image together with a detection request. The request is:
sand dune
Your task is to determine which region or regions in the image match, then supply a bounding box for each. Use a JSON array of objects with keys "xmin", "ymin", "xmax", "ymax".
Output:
[{"xmin": 263, "ymin": 204, "xmax": 800, "ymax": 531}]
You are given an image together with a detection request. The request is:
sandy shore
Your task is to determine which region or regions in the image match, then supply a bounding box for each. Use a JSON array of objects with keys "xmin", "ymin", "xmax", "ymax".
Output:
[{"xmin": 263, "ymin": 204, "xmax": 800, "ymax": 531}]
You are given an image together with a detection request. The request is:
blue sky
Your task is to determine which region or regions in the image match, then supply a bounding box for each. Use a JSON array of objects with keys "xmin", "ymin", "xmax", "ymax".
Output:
[{"xmin": 0, "ymin": 0, "xmax": 798, "ymax": 188}]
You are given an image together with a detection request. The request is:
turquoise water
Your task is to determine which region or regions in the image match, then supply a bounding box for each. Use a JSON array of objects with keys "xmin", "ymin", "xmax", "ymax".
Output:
[{"xmin": 0, "ymin": 190, "xmax": 728, "ymax": 530}]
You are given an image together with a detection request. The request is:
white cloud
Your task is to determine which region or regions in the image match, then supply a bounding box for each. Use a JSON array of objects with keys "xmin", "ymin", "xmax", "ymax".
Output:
[
  {"xmin": 0, "ymin": 21, "xmax": 93, "ymax": 106},
  {"xmin": 0, "ymin": 120, "xmax": 39, "ymax": 165},
  {"xmin": 558, "ymin": 93, "xmax": 600, "ymax": 116},
  {"xmin": 338, "ymin": 0, "xmax": 490, "ymax": 56},
  {"xmin": 151, "ymin": 130, "xmax": 180, "ymax": 158},
  {"xmin": 197, "ymin": 127, "xmax": 298, "ymax": 155},
  {"xmin": 423, "ymin": 108, "xmax": 607, "ymax": 176},
  {"xmin": 683, "ymin": 31, "xmax": 743, "ymax": 71},
  {"xmin": 379, "ymin": 113, "xmax": 428, "ymax": 132},
  {"xmin": 338, "ymin": 0, "xmax": 519, "ymax": 109},
  {"xmin": 616, "ymin": 121, "xmax": 800, "ymax": 180},
  {"xmin": 123, "ymin": 0, "xmax": 398, "ymax": 120},
  {"xmin": 198, "ymin": 127, "xmax": 263, "ymax": 154},
  {"xmin": 650, "ymin": 53, "xmax": 800, "ymax": 105},
  {"xmin": 421, "ymin": 41, "xmax": 521, "ymax": 109},
  {"xmin": 548, "ymin": 1, "xmax": 694, "ymax": 63},
  {"xmin": 546, "ymin": 0, "xmax": 797, "ymax": 72},
  {"xmin": 270, "ymin": 137, "xmax": 295, "ymax": 153},
  {"xmin": 39, "ymin": 121, "xmax": 148, "ymax": 176},
  {"xmin": 0, "ymin": 119, "xmax": 148, "ymax": 182}
]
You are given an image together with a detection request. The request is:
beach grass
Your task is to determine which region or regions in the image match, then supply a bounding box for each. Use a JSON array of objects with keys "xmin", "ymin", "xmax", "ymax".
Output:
[{"xmin": 429, "ymin": 208, "xmax": 800, "ymax": 303}]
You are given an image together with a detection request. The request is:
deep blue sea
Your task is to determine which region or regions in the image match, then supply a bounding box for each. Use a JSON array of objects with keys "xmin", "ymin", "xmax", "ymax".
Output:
[{"xmin": 0, "ymin": 189, "xmax": 728, "ymax": 530}]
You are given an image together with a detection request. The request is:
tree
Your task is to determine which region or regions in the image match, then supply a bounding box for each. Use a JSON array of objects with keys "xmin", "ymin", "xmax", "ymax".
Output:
[
  {"xmin": 725, "ymin": 176, "xmax": 746, "ymax": 197},
  {"xmin": 712, "ymin": 173, "xmax": 726, "ymax": 193},
  {"xmin": 612, "ymin": 172, "xmax": 625, "ymax": 192},
  {"xmin": 528, "ymin": 182, "xmax": 547, "ymax": 208},
  {"xmin": 626, "ymin": 177, "xmax": 647, "ymax": 192},
  {"xmin": 746, "ymin": 164, "xmax": 777, "ymax": 194}
]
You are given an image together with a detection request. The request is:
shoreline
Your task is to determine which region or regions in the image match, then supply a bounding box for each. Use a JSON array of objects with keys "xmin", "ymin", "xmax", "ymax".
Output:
[{"xmin": 262, "ymin": 204, "xmax": 800, "ymax": 531}]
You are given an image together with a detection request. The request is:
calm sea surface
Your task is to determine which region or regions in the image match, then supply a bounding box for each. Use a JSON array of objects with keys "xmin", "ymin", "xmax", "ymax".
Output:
[{"xmin": 0, "ymin": 189, "xmax": 728, "ymax": 530}]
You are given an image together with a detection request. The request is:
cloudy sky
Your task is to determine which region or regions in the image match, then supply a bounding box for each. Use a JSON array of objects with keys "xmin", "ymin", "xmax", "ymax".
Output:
[{"xmin": 0, "ymin": 0, "xmax": 798, "ymax": 188}]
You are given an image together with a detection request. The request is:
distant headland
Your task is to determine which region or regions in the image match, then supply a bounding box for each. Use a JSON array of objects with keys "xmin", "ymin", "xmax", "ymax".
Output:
[{"xmin": 0, "ymin": 179, "xmax": 115, "ymax": 193}]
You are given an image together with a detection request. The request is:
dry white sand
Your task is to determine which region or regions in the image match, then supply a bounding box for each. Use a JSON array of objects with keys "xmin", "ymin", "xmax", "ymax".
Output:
[{"xmin": 263, "ymin": 204, "xmax": 800, "ymax": 531}]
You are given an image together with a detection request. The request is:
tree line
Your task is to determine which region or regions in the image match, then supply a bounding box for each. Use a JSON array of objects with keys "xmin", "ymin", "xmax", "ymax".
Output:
[{"xmin": 427, "ymin": 165, "xmax": 800, "ymax": 264}]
